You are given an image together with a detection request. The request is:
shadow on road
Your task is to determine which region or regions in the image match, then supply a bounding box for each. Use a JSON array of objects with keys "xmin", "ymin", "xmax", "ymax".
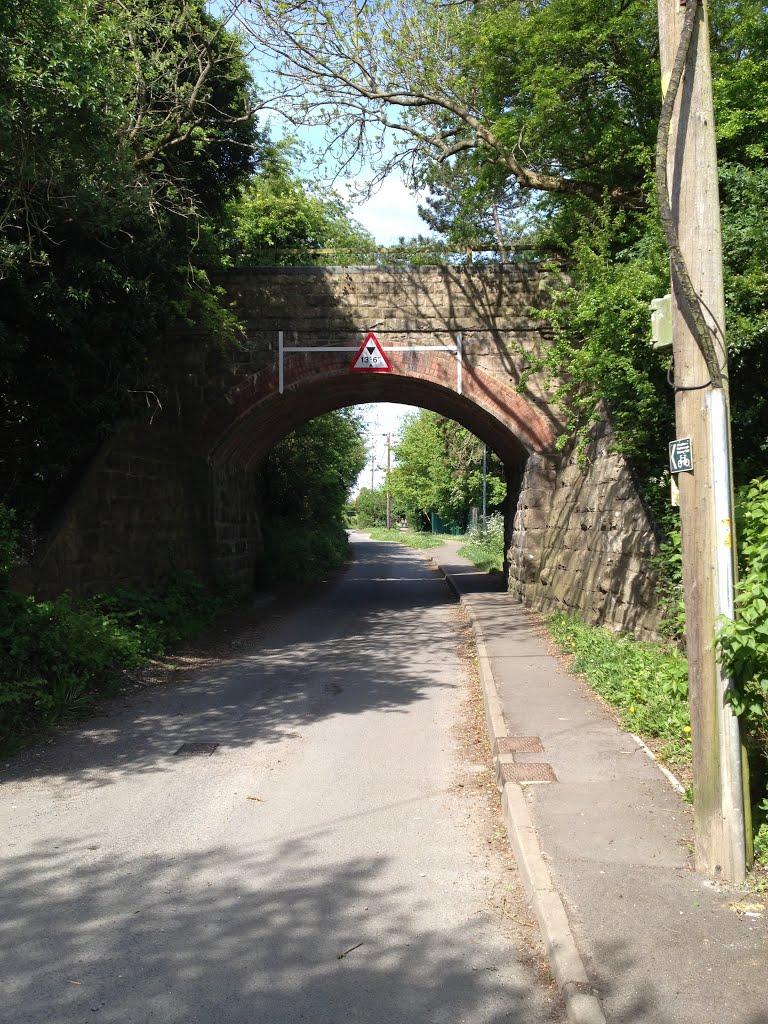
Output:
[
  {"xmin": 2, "ymin": 834, "xmax": 560, "ymax": 1024},
  {"xmin": 2, "ymin": 542, "xmax": 462, "ymax": 788}
]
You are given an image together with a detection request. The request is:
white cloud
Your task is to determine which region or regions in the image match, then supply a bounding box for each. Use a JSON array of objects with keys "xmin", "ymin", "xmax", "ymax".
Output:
[{"xmin": 347, "ymin": 178, "xmax": 431, "ymax": 246}]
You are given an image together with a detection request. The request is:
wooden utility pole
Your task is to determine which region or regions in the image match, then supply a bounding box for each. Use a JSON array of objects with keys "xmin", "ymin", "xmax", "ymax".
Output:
[{"xmin": 656, "ymin": 0, "xmax": 747, "ymax": 881}]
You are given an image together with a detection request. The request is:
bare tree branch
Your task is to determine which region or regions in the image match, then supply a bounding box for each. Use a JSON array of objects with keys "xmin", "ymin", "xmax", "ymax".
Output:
[{"xmin": 229, "ymin": 0, "xmax": 641, "ymax": 203}]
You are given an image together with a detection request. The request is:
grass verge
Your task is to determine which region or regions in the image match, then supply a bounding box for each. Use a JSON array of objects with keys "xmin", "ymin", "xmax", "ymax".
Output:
[
  {"xmin": 458, "ymin": 513, "xmax": 504, "ymax": 574},
  {"xmin": 457, "ymin": 539, "xmax": 503, "ymax": 574},
  {"xmin": 546, "ymin": 612, "xmax": 692, "ymax": 776},
  {"xmin": 547, "ymin": 612, "xmax": 768, "ymax": 877},
  {"xmin": 364, "ymin": 528, "xmax": 455, "ymax": 549}
]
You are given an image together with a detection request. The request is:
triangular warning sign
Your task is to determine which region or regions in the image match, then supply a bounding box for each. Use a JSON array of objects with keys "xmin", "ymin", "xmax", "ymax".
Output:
[{"xmin": 349, "ymin": 332, "xmax": 393, "ymax": 373}]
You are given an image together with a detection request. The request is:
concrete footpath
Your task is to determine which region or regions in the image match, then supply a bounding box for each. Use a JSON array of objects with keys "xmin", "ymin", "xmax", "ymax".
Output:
[{"xmin": 429, "ymin": 541, "xmax": 767, "ymax": 1024}]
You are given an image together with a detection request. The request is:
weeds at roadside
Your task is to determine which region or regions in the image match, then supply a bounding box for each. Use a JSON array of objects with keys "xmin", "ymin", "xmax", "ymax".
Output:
[
  {"xmin": 0, "ymin": 571, "xmax": 245, "ymax": 755},
  {"xmin": 458, "ymin": 513, "xmax": 505, "ymax": 574},
  {"xmin": 547, "ymin": 612, "xmax": 692, "ymax": 773},
  {"xmin": 364, "ymin": 528, "xmax": 453, "ymax": 549}
]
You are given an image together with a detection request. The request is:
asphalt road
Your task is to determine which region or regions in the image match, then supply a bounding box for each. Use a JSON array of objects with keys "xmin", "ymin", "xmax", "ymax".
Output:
[{"xmin": 1, "ymin": 534, "xmax": 564, "ymax": 1024}]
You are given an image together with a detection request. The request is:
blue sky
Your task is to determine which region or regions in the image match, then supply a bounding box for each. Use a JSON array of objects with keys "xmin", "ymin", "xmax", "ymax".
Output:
[
  {"xmin": 210, "ymin": 1, "xmax": 430, "ymax": 245},
  {"xmin": 209, "ymin": 2, "xmax": 427, "ymax": 481}
]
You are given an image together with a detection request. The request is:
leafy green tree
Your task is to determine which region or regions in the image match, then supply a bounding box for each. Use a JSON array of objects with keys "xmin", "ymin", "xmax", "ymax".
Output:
[
  {"xmin": 257, "ymin": 408, "xmax": 368, "ymax": 583},
  {"xmin": 221, "ymin": 145, "xmax": 376, "ymax": 265},
  {"xmin": 235, "ymin": 0, "xmax": 768, "ymax": 491},
  {"xmin": 354, "ymin": 487, "xmax": 390, "ymax": 528},
  {"xmin": 262, "ymin": 409, "xmax": 367, "ymax": 526},
  {"xmin": 237, "ymin": 0, "xmax": 657, "ymax": 205},
  {"xmin": 0, "ymin": 0, "xmax": 261, "ymax": 527},
  {"xmin": 391, "ymin": 411, "xmax": 505, "ymax": 528}
]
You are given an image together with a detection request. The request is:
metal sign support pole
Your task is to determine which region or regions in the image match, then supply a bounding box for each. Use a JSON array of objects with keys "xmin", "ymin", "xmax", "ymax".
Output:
[{"xmin": 277, "ymin": 335, "xmax": 464, "ymax": 395}]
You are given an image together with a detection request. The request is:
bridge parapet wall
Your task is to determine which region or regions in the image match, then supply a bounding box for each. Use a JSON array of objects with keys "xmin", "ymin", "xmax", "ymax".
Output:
[
  {"xmin": 206, "ymin": 265, "xmax": 559, "ymax": 429},
  {"xmin": 14, "ymin": 265, "xmax": 662, "ymax": 639}
]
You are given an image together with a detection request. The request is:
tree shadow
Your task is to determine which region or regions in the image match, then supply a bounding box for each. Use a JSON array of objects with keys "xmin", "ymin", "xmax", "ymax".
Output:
[
  {"xmin": 2, "ymin": 543, "xmax": 461, "ymax": 788},
  {"xmin": 1, "ymin": 833, "xmax": 559, "ymax": 1024}
]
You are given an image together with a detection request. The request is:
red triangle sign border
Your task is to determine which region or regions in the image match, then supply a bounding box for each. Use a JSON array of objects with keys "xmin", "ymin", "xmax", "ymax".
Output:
[{"xmin": 349, "ymin": 332, "xmax": 393, "ymax": 373}]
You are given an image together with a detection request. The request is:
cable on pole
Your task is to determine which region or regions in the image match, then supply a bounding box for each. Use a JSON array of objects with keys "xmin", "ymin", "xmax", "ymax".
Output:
[{"xmin": 655, "ymin": 0, "xmax": 725, "ymax": 388}]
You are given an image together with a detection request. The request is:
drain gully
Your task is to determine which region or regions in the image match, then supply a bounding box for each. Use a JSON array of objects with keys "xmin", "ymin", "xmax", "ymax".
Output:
[
  {"xmin": 500, "ymin": 762, "xmax": 557, "ymax": 784},
  {"xmin": 497, "ymin": 735, "xmax": 545, "ymax": 755},
  {"xmin": 174, "ymin": 742, "xmax": 219, "ymax": 757}
]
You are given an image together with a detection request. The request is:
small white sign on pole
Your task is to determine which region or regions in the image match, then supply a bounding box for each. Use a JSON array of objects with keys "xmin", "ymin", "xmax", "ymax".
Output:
[{"xmin": 669, "ymin": 437, "xmax": 693, "ymax": 473}]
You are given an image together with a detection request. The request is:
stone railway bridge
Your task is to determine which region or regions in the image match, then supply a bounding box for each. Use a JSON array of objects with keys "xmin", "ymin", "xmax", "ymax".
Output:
[{"xmin": 22, "ymin": 265, "xmax": 661, "ymax": 637}]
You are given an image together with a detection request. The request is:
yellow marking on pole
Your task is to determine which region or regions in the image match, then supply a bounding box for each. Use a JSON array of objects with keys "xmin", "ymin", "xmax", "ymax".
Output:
[{"xmin": 720, "ymin": 518, "xmax": 733, "ymax": 549}]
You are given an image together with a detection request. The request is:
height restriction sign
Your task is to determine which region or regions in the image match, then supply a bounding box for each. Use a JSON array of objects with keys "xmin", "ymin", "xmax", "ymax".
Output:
[{"xmin": 349, "ymin": 332, "xmax": 392, "ymax": 373}]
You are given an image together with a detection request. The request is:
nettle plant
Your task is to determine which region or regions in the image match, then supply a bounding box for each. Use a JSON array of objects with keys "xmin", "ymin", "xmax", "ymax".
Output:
[
  {"xmin": 718, "ymin": 478, "xmax": 768, "ymax": 725},
  {"xmin": 718, "ymin": 477, "xmax": 768, "ymax": 852}
]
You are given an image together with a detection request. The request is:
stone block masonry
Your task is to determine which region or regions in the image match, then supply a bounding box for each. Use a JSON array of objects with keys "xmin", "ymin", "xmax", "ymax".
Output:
[
  {"xmin": 16, "ymin": 420, "xmax": 263, "ymax": 598},
  {"xmin": 508, "ymin": 421, "xmax": 661, "ymax": 641},
  {"xmin": 15, "ymin": 265, "xmax": 662, "ymax": 639}
]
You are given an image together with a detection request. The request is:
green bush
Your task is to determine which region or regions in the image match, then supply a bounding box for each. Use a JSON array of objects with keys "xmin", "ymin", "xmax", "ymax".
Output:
[
  {"xmin": 0, "ymin": 590, "xmax": 144, "ymax": 744},
  {"xmin": 459, "ymin": 512, "xmax": 505, "ymax": 573},
  {"xmin": 717, "ymin": 477, "xmax": 768, "ymax": 855},
  {"xmin": 718, "ymin": 478, "xmax": 768, "ymax": 727},
  {"xmin": 650, "ymin": 528, "xmax": 686, "ymax": 645},
  {"xmin": 257, "ymin": 521, "xmax": 351, "ymax": 584},
  {"xmin": 0, "ymin": 520, "xmax": 244, "ymax": 750},
  {"xmin": 93, "ymin": 571, "xmax": 235, "ymax": 655},
  {"xmin": 754, "ymin": 798, "xmax": 768, "ymax": 864},
  {"xmin": 354, "ymin": 487, "xmax": 389, "ymax": 528},
  {"xmin": 0, "ymin": 505, "xmax": 17, "ymax": 581}
]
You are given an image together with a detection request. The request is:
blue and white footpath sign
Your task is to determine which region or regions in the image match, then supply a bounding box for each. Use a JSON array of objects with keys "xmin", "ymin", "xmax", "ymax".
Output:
[{"xmin": 669, "ymin": 437, "xmax": 693, "ymax": 473}]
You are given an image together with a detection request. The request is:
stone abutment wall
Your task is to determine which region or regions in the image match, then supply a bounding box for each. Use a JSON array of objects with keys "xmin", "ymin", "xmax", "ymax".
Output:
[
  {"xmin": 508, "ymin": 422, "xmax": 661, "ymax": 640},
  {"xmin": 14, "ymin": 266, "xmax": 662, "ymax": 638}
]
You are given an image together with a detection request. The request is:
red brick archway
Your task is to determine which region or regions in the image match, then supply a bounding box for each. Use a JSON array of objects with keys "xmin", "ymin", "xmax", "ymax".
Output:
[{"xmin": 203, "ymin": 349, "xmax": 557, "ymax": 469}]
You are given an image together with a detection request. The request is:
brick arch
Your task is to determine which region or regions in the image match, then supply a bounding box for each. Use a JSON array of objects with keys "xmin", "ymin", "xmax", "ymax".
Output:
[
  {"xmin": 20, "ymin": 264, "xmax": 661, "ymax": 641},
  {"xmin": 204, "ymin": 350, "xmax": 558, "ymax": 470}
]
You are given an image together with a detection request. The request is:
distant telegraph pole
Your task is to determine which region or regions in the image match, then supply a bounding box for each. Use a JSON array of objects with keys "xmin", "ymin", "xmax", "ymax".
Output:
[
  {"xmin": 656, "ymin": 0, "xmax": 747, "ymax": 881},
  {"xmin": 383, "ymin": 432, "xmax": 392, "ymax": 530},
  {"xmin": 482, "ymin": 445, "xmax": 487, "ymax": 526}
]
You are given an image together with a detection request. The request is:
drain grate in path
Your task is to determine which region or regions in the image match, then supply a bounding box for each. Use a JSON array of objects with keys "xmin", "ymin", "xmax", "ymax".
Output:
[
  {"xmin": 500, "ymin": 762, "xmax": 557, "ymax": 784},
  {"xmin": 174, "ymin": 742, "xmax": 219, "ymax": 757},
  {"xmin": 497, "ymin": 736, "xmax": 545, "ymax": 754}
]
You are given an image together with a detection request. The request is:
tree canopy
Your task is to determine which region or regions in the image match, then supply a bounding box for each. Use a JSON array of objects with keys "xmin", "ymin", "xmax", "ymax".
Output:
[
  {"xmin": 234, "ymin": 0, "xmax": 768, "ymax": 497},
  {"xmin": 220, "ymin": 143, "xmax": 375, "ymax": 265},
  {"xmin": 390, "ymin": 411, "xmax": 505, "ymax": 528},
  {"xmin": 0, "ymin": 0, "xmax": 262, "ymax": 527},
  {"xmin": 235, "ymin": 0, "xmax": 658, "ymax": 204},
  {"xmin": 0, "ymin": 1, "xmax": 378, "ymax": 533},
  {"xmin": 262, "ymin": 408, "xmax": 367, "ymax": 526}
]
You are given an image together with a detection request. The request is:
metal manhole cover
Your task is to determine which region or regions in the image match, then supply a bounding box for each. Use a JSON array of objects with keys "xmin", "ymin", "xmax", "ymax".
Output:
[
  {"xmin": 500, "ymin": 762, "xmax": 557, "ymax": 784},
  {"xmin": 174, "ymin": 742, "xmax": 219, "ymax": 757},
  {"xmin": 497, "ymin": 736, "xmax": 545, "ymax": 754}
]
